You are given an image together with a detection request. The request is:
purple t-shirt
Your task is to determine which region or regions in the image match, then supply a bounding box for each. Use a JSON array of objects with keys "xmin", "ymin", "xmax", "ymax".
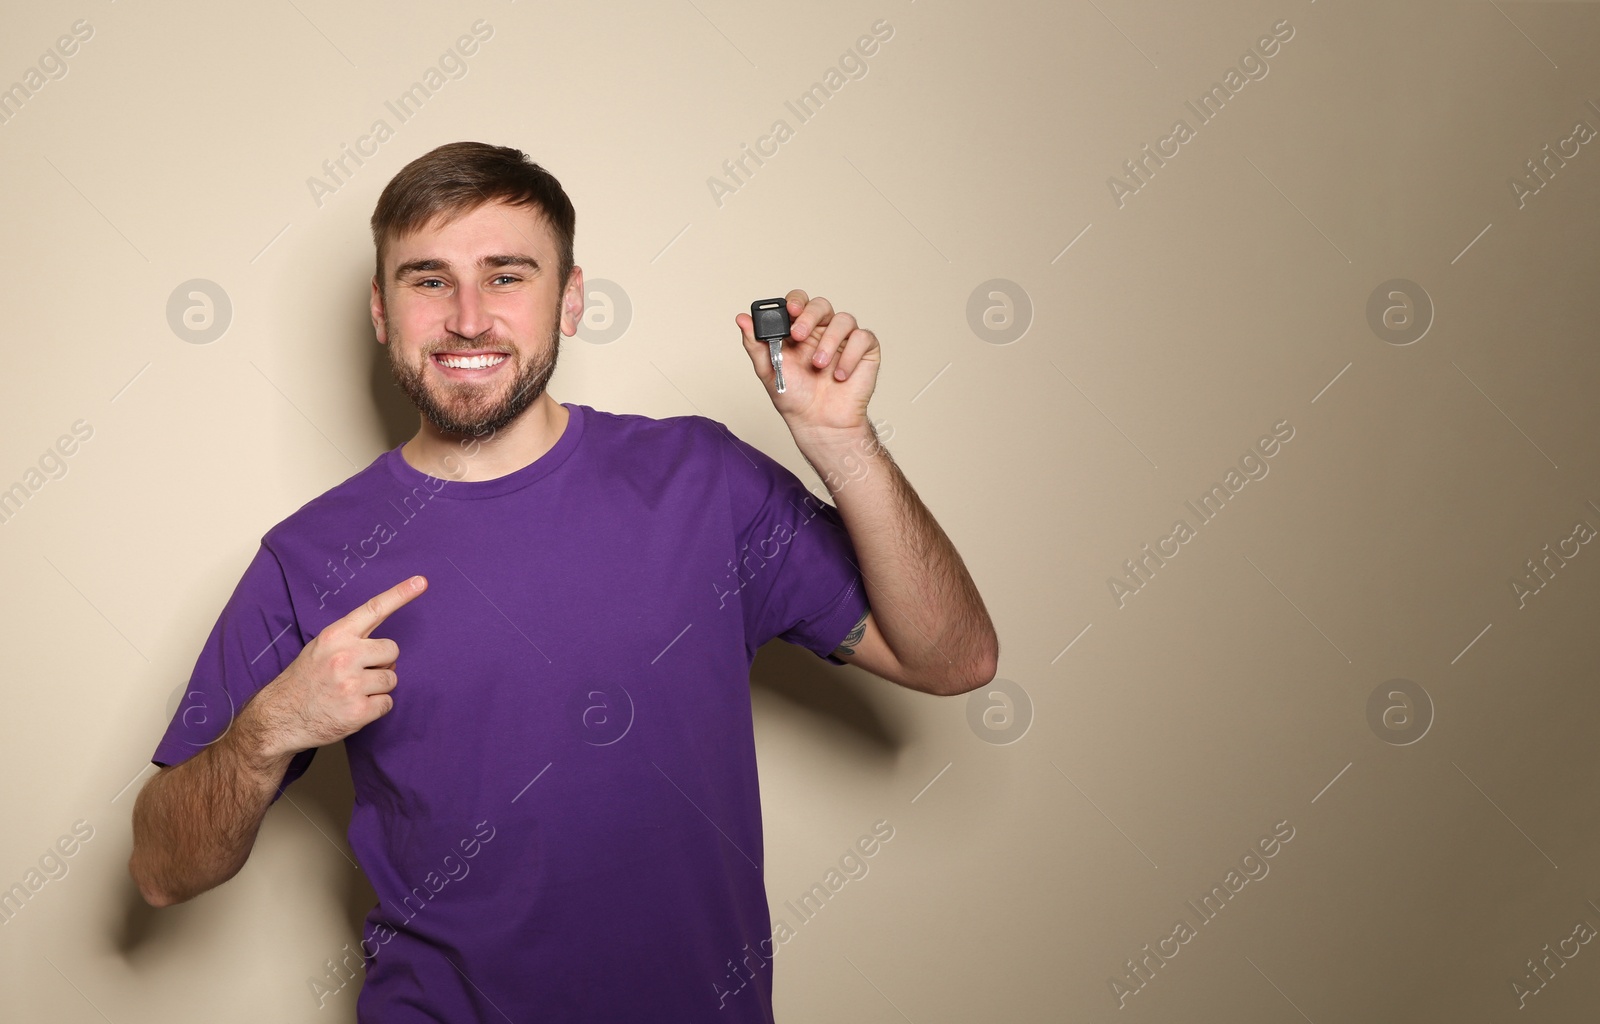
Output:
[{"xmin": 152, "ymin": 402, "xmax": 869, "ymax": 1022}]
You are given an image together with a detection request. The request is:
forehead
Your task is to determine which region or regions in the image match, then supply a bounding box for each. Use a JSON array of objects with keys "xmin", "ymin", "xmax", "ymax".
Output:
[{"xmin": 385, "ymin": 200, "xmax": 554, "ymax": 269}]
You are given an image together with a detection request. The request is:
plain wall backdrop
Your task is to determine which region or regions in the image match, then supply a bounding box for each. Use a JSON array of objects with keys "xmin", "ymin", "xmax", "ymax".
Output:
[{"xmin": 3, "ymin": 0, "xmax": 1600, "ymax": 1020}]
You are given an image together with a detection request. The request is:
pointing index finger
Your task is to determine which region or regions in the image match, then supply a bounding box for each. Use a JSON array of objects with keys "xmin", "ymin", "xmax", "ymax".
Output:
[{"xmin": 347, "ymin": 575, "xmax": 428, "ymax": 638}]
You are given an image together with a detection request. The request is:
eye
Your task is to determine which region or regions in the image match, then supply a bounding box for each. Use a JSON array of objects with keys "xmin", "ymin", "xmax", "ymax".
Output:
[
  {"xmin": 415, "ymin": 278, "xmax": 446, "ymax": 289},
  {"xmin": 492, "ymin": 274, "xmax": 520, "ymax": 285}
]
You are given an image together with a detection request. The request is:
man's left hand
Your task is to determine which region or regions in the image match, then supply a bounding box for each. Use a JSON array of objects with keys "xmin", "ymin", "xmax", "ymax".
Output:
[{"xmin": 736, "ymin": 289, "xmax": 879, "ymax": 442}]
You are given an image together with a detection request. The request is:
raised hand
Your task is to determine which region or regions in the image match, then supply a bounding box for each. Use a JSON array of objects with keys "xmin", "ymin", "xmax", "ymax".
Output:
[{"xmin": 735, "ymin": 289, "xmax": 881, "ymax": 444}]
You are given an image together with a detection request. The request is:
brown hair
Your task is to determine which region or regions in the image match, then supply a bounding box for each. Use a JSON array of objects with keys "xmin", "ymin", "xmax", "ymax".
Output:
[{"xmin": 370, "ymin": 141, "xmax": 576, "ymax": 297}]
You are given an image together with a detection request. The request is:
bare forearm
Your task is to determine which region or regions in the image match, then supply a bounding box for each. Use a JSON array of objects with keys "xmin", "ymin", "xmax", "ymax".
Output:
[
  {"xmin": 128, "ymin": 705, "xmax": 293, "ymax": 907},
  {"xmin": 129, "ymin": 575, "xmax": 422, "ymax": 906},
  {"xmin": 796, "ymin": 423, "xmax": 998, "ymax": 689}
]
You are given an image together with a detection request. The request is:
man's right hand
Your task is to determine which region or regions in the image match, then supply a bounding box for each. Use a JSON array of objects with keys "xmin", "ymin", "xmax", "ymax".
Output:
[
  {"xmin": 247, "ymin": 574, "xmax": 429, "ymax": 758},
  {"xmin": 129, "ymin": 574, "xmax": 429, "ymax": 908}
]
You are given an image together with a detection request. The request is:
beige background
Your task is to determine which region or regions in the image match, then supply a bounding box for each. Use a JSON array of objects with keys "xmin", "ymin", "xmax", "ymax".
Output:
[{"xmin": 3, "ymin": 0, "xmax": 1599, "ymax": 1020}]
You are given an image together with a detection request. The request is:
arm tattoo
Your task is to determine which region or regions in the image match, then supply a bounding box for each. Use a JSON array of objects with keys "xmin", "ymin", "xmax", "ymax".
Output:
[{"xmin": 833, "ymin": 609, "xmax": 868, "ymax": 657}]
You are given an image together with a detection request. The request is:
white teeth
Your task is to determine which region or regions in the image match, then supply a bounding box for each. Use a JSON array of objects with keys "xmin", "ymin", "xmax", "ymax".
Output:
[{"xmin": 438, "ymin": 354, "xmax": 507, "ymax": 369}]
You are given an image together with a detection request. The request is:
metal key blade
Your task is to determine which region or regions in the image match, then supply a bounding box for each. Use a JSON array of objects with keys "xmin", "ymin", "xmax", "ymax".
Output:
[{"xmin": 767, "ymin": 338, "xmax": 786, "ymax": 393}]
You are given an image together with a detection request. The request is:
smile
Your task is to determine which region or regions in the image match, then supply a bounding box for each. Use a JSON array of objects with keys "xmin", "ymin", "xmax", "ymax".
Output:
[{"xmin": 434, "ymin": 352, "xmax": 508, "ymax": 370}]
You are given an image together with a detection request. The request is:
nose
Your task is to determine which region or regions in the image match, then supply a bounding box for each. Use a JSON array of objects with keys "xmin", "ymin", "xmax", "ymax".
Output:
[{"xmin": 446, "ymin": 282, "xmax": 492, "ymax": 341}]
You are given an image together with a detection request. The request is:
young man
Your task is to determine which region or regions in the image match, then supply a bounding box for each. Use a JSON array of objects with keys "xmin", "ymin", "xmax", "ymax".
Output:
[{"xmin": 129, "ymin": 141, "xmax": 997, "ymax": 1022}]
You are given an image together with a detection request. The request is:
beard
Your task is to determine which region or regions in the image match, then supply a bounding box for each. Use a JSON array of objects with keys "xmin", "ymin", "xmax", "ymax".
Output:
[{"xmin": 385, "ymin": 308, "xmax": 561, "ymax": 438}]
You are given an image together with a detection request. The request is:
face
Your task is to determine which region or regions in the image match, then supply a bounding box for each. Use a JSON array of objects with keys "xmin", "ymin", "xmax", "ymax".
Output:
[{"xmin": 371, "ymin": 199, "xmax": 583, "ymax": 437}]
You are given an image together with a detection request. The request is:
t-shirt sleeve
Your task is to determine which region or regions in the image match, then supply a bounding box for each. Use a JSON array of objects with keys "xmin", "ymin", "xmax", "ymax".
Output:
[
  {"xmin": 151, "ymin": 540, "xmax": 314, "ymax": 801},
  {"xmin": 714, "ymin": 423, "xmax": 870, "ymax": 665}
]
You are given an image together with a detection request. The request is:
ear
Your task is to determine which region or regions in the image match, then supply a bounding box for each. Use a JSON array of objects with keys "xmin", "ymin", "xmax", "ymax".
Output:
[
  {"xmin": 370, "ymin": 277, "xmax": 388, "ymax": 344},
  {"xmin": 560, "ymin": 265, "xmax": 585, "ymax": 337}
]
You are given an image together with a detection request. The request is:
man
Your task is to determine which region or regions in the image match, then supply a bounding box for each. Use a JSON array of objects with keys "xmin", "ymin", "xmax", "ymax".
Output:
[{"xmin": 130, "ymin": 141, "xmax": 997, "ymax": 1022}]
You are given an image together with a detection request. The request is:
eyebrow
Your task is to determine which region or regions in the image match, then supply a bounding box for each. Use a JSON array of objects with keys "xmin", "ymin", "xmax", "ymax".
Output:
[{"xmin": 393, "ymin": 253, "xmax": 541, "ymax": 278}]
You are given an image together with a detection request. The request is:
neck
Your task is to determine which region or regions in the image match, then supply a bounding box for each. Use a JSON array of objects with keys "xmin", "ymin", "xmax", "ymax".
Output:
[{"xmin": 400, "ymin": 394, "xmax": 569, "ymax": 482}]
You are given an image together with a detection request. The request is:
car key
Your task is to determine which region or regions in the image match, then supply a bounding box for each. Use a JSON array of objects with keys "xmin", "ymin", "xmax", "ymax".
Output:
[{"xmin": 750, "ymin": 298, "xmax": 791, "ymax": 393}]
